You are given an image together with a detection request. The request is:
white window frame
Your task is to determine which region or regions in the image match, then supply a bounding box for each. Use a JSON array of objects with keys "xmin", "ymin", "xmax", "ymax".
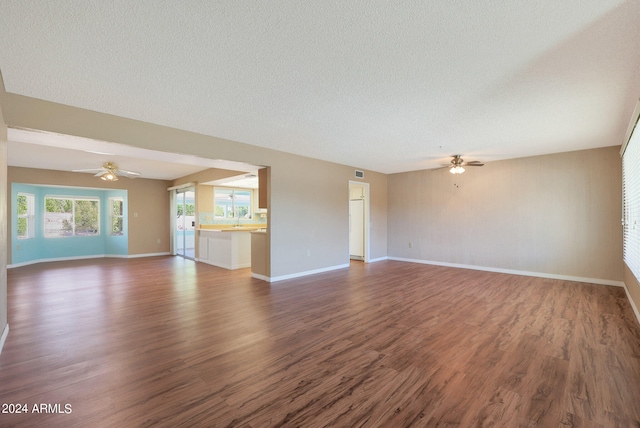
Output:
[
  {"xmin": 214, "ymin": 187, "xmax": 254, "ymax": 220},
  {"xmin": 17, "ymin": 192, "xmax": 35, "ymax": 240},
  {"xmin": 622, "ymin": 102, "xmax": 640, "ymax": 281},
  {"xmin": 44, "ymin": 196, "xmax": 101, "ymax": 238},
  {"xmin": 109, "ymin": 197, "xmax": 124, "ymax": 236}
]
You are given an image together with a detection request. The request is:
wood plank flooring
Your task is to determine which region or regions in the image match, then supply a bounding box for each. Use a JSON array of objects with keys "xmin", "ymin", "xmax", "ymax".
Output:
[{"xmin": 1, "ymin": 257, "xmax": 639, "ymax": 427}]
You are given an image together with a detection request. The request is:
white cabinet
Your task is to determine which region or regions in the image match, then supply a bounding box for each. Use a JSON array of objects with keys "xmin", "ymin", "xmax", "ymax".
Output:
[{"xmin": 198, "ymin": 230, "xmax": 251, "ymax": 270}]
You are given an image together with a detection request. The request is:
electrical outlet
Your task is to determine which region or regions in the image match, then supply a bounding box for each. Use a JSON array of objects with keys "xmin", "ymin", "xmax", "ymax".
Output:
[
  {"xmin": 157, "ymin": 239, "xmax": 161, "ymax": 244},
  {"xmin": 409, "ymin": 242, "xmax": 413, "ymax": 248},
  {"xmin": 307, "ymin": 249, "xmax": 311, "ymax": 256}
]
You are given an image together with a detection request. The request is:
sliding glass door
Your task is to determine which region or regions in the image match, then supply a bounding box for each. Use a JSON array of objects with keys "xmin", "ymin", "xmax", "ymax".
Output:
[{"xmin": 175, "ymin": 188, "xmax": 195, "ymax": 259}]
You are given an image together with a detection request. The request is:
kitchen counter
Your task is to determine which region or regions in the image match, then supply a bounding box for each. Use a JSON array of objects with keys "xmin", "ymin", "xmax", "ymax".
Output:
[
  {"xmin": 198, "ymin": 224, "xmax": 266, "ymax": 232},
  {"xmin": 220, "ymin": 227, "xmax": 263, "ymax": 232}
]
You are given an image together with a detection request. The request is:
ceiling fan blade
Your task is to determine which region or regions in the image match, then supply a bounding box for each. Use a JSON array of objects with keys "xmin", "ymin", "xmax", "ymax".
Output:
[
  {"xmin": 119, "ymin": 169, "xmax": 141, "ymax": 176},
  {"xmin": 118, "ymin": 170, "xmax": 141, "ymax": 178},
  {"xmin": 72, "ymin": 168, "xmax": 104, "ymax": 173},
  {"xmin": 431, "ymin": 155, "xmax": 485, "ymax": 172},
  {"xmin": 73, "ymin": 162, "xmax": 141, "ymax": 179}
]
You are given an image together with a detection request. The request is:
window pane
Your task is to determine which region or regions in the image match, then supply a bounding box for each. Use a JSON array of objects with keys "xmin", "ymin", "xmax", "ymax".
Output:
[
  {"xmin": 214, "ymin": 189, "xmax": 234, "ymax": 218},
  {"xmin": 623, "ymin": 116, "xmax": 640, "ymax": 279},
  {"xmin": 17, "ymin": 217, "xmax": 27, "ymax": 238},
  {"xmin": 234, "ymin": 190, "xmax": 251, "ymax": 218},
  {"xmin": 112, "ymin": 199, "xmax": 123, "ymax": 216},
  {"xmin": 111, "ymin": 217, "xmax": 124, "ymax": 236},
  {"xmin": 17, "ymin": 195, "xmax": 28, "ymax": 215},
  {"xmin": 45, "ymin": 198, "xmax": 73, "ymax": 237},
  {"xmin": 110, "ymin": 199, "xmax": 124, "ymax": 236},
  {"xmin": 17, "ymin": 193, "xmax": 35, "ymax": 239},
  {"xmin": 45, "ymin": 197, "xmax": 99, "ymax": 237},
  {"xmin": 75, "ymin": 200, "xmax": 99, "ymax": 235}
]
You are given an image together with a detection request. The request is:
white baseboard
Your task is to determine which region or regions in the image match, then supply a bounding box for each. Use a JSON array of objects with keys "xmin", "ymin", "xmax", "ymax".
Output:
[
  {"xmin": 267, "ymin": 263, "xmax": 351, "ymax": 283},
  {"xmin": 368, "ymin": 256, "xmax": 389, "ymax": 263},
  {"xmin": 251, "ymin": 273, "xmax": 270, "ymax": 282},
  {"xmin": 0, "ymin": 324, "xmax": 8, "ymax": 356},
  {"xmin": 126, "ymin": 252, "xmax": 171, "ymax": 259},
  {"xmin": 387, "ymin": 257, "xmax": 625, "ymax": 287},
  {"xmin": 8, "ymin": 252, "xmax": 172, "ymax": 268},
  {"xmin": 8, "ymin": 254, "xmax": 105, "ymax": 268},
  {"xmin": 622, "ymin": 283, "xmax": 640, "ymax": 326}
]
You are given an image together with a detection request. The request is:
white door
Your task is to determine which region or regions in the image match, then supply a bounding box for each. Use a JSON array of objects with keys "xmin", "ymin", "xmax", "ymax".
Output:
[{"xmin": 349, "ymin": 199, "xmax": 364, "ymax": 259}]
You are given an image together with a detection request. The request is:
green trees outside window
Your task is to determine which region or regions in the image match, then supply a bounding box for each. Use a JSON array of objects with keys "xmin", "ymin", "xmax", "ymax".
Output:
[
  {"xmin": 176, "ymin": 202, "xmax": 195, "ymax": 217},
  {"xmin": 45, "ymin": 197, "xmax": 99, "ymax": 237},
  {"xmin": 17, "ymin": 193, "xmax": 35, "ymax": 239},
  {"xmin": 110, "ymin": 198, "xmax": 124, "ymax": 236}
]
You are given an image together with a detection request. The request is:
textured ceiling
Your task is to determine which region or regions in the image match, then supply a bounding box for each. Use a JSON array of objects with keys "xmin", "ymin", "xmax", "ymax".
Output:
[{"xmin": 1, "ymin": 0, "xmax": 640, "ymax": 174}]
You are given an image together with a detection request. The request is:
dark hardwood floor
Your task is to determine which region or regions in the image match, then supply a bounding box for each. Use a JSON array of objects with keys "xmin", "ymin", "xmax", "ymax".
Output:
[{"xmin": 1, "ymin": 257, "xmax": 639, "ymax": 427}]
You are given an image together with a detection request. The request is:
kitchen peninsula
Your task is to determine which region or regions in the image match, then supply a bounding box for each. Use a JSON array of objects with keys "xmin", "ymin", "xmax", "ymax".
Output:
[{"xmin": 198, "ymin": 226, "xmax": 265, "ymax": 270}]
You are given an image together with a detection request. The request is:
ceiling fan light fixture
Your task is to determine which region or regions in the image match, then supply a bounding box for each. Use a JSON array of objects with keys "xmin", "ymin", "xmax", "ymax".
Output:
[
  {"xmin": 101, "ymin": 172, "xmax": 118, "ymax": 181},
  {"xmin": 434, "ymin": 155, "xmax": 483, "ymax": 174},
  {"xmin": 74, "ymin": 162, "xmax": 138, "ymax": 180}
]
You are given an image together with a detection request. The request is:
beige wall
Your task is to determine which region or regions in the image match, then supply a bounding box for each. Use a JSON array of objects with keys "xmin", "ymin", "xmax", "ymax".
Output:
[
  {"xmin": 1, "ymin": 94, "xmax": 387, "ymax": 278},
  {"xmin": 7, "ymin": 167, "xmax": 171, "ymax": 260},
  {"xmin": 388, "ymin": 146, "xmax": 623, "ymax": 282},
  {"xmin": 127, "ymin": 178, "xmax": 171, "ymax": 255},
  {"xmin": 196, "ymin": 185, "xmax": 214, "ymax": 213},
  {"xmin": 0, "ymin": 76, "xmax": 7, "ymax": 345},
  {"xmin": 259, "ymin": 150, "xmax": 387, "ymax": 276},
  {"xmin": 369, "ymin": 171, "xmax": 388, "ymax": 260},
  {"xmin": 0, "ymin": 90, "xmax": 623, "ymax": 285}
]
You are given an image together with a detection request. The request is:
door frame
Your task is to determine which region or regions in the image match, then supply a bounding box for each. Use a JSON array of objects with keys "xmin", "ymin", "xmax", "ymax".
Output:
[{"xmin": 348, "ymin": 180, "xmax": 370, "ymax": 263}]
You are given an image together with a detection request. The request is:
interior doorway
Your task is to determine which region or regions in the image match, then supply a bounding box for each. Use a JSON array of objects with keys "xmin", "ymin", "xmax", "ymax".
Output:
[
  {"xmin": 349, "ymin": 181, "xmax": 370, "ymax": 262},
  {"xmin": 175, "ymin": 187, "xmax": 195, "ymax": 259}
]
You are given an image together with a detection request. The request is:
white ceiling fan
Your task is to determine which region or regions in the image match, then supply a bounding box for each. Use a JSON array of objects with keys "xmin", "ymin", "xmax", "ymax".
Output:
[{"xmin": 72, "ymin": 161, "xmax": 141, "ymax": 181}]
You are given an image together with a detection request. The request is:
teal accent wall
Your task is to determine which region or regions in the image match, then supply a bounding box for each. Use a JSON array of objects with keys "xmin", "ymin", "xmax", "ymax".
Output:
[{"xmin": 11, "ymin": 184, "xmax": 128, "ymax": 265}]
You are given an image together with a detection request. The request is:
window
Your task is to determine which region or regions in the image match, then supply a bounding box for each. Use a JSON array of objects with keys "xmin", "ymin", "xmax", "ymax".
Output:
[
  {"xmin": 110, "ymin": 198, "xmax": 124, "ymax": 236},
  {"xmin": 44, "ymin": 196, "xmax": 100, "ymax": 237},
  {"xmin": 17, "ymin": 193, "xmax": 35, "ymax": 239},
  {"xmin": 214, "ymin": 188, "xmax": 252, "ymax": 219},
  {"xmin": 623, "ymin": 111, "xmax": 640, "ymax": 279}
]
